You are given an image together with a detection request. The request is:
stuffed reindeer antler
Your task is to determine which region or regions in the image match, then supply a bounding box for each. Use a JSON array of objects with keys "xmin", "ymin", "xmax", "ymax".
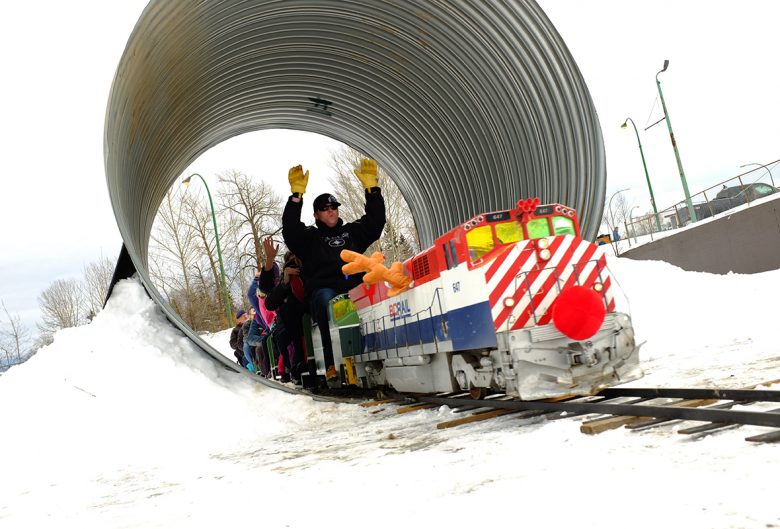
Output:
[{"xmin": 340, "ymin": 250, "xmax": 411, "ymax": 297}]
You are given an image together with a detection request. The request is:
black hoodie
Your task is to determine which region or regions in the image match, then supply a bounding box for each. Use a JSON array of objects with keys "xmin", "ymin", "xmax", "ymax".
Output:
[{"xmin": 282, "ymin": 189, "xmax": 386, "ymax": 297}]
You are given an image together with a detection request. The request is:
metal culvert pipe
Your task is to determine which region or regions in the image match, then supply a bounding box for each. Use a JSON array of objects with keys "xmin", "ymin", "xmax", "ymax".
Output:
[{"xmin": 104, "ymin": 0, "xmax": 605, "ymax": 372}]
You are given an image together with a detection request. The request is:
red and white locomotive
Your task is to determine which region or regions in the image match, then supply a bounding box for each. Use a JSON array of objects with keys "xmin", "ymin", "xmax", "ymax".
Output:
[{"xmin": 313, "ymin": 198, "xmax": 643, "ymax": 400}]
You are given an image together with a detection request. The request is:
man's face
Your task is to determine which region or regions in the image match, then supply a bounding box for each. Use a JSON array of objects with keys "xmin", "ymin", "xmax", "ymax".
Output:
[{"xmin": 314, "ymin": 203, "xmax": 340, "ymax": 228}]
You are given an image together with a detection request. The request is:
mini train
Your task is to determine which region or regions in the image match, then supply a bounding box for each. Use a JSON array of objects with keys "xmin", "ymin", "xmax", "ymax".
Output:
[{"xmin": 305, "ymin": 198, "xmax": 643, "ymax": 400}]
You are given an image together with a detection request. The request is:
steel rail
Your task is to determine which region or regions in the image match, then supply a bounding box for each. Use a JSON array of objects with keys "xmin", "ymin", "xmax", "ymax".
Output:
[
  {"xmin": 598, "ymin": 387, "xmax": 780, "ymax": 402},
  {"xmin": 412, "ymin": 392, "xmax": 780, "ymax": 428}
]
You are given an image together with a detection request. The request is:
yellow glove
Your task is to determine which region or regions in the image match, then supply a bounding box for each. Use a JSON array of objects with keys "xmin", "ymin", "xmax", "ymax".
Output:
[
  {"xmin": 288, "ymin": 165, "xmax": 309, "ymax": 195},
  {"xmin": 354, "ymin": 159, "xmax": 378, "ymax": 190}
]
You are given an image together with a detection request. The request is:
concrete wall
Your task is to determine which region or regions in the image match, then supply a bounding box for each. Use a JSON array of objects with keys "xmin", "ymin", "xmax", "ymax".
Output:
[{"xmin": 621, "ymin": 197, "xmax": 780, "ymax": 274}]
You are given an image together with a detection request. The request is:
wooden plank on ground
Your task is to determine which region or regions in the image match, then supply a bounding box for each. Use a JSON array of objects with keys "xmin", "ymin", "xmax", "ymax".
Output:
[
  {"xmin": 745, "ymin": 429, "xmax": 780, "ymax": 443},
  {"xmin": 581, "ymin": 415, "xmax": 650, "ymax": 435},
  {"xmin": 582, "ymin": 397, "xmax": 720, "ymax": 435},
  {"xmin": 396, "ymin": 403, "xmax": 438, "ymax": 414},
  {"xmin": 678, "ymin": 422, "xmax": 734, "ymax": 435},
  {"xmin": 436, "ymin": 409, "xmax": 515, "ymax": 429},
  {"xmin": 360, "ymin": 398, "xmax": 399, "ymax": 408}
]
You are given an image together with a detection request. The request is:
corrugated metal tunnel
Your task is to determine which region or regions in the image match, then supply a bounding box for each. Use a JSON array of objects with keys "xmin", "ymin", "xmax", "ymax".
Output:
[{"xmin": 104, "ymin": 0, "xmax": 605, "ymax": 374}]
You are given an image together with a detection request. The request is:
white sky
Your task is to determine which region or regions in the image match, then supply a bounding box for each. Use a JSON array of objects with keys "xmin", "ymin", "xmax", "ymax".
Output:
[
  {"xmin": 1, "ymin": 1, "xmax": 779, "ymax": 331},
  {"xmin": 1, "ymin": 255, "xmax": 779, "ymax": 528}
]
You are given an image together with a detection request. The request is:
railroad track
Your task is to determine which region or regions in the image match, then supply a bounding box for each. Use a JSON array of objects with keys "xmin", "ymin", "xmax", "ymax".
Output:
[{"xmin": 354, "ymin": 385, "xmax": 780, "ymax": 443}]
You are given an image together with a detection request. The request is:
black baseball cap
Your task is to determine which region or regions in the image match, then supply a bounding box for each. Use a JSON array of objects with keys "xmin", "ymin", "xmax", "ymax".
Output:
[{"xmin": 313, "ymin": 193, "xmax": 341, "ymax": 211}]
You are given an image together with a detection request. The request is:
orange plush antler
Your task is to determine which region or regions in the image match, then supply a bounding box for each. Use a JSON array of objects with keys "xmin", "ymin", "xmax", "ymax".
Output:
[{"xmin": 341, "ymin": 250, "xmax": 412, "ymax": 297}]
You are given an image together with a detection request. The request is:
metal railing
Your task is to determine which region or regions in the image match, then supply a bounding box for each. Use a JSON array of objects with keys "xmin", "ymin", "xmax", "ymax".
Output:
[
  {"xmin": 362, "ymin": 287, "xmax": 448, "ymax": 356},
  {"xmin": 623, "ymin": 159, "xmax": 779, "ymax": 245}
]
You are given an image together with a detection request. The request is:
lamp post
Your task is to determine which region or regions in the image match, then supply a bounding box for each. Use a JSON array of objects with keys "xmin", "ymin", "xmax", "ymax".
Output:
[
  {"xmin": 629, "ymin": 205, "xmax": 640, "ymax": 244},
  {"xmin": 182, "ymin": 173, "xmax": 233, "ymax": 327},
  {"xmin": 621, "ymin": 117, "xmax": 662, "ymax": 231},
  {"xmin": 740, "ymin": 162, "xmax": 775, "ymax": 187},
  {"xmin": 656, "ymin": 59, "xmax": 697, "ymax": 223},
  {"xmin": 608, "ymin": 187, "xmax": 630, "ymax": 231}
]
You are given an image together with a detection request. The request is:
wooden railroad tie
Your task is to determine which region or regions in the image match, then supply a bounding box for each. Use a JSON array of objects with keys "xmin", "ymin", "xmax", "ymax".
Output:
[
  {"xmin": 581, "ymin": 398, "xmax": 718, "ymax": 435},
  {"xmin": 396, "ymin": 402, "xmax": 439, "ymax": 414},
  {"xmin": 580, "ymin": 377, "xmax": 780, "ymax": 436},
  {"xmin": 436, "ymin": 408, "xmax": 516, "ymax": 429},
  {"xmin": 360, "ymin": 398, "xmax": 401, "ymax": 408}
]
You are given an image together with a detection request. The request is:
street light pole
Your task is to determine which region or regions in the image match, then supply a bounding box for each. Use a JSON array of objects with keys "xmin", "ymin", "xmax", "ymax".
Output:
[
  {"xmin": 182, "ymin": 173, "xmax": 233, "ymax": 328},
  {"xmin": 629, "ymin": 205, "xmax": 640, "ymax": 244},
  {"xmin": 740, "ymin": 162, "xmax": 775, "ymax": 187},
  {"xmin": 656, "ymin": 59, "xmax": 697, "ymax": 223},
  {"xmin": 608, "ymin": 187, "xmax": 630, "ymax": 231},
  {"xmin": 621, "ymin": 117, "xmax": 662, "ymax": 231}
]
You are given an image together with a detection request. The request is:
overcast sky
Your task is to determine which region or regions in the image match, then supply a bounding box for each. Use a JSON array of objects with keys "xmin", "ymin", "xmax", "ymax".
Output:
[{"xmin": 1, "ymin": 1, "xmax": 778, "ymax": 331}]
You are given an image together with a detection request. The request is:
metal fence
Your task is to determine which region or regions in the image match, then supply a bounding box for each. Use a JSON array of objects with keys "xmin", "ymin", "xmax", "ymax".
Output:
[{"xmin": 623, "ymin": 159, "xmax": 779, "ymax": 246}]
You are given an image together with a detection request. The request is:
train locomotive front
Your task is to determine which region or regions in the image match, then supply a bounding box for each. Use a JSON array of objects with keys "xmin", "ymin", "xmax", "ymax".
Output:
[{"xmin": 309, "ymin": 199, "xmax": 643, "ymax": 400}]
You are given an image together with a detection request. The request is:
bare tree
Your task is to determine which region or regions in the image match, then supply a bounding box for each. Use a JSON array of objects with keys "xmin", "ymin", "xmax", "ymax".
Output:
[
  {"xmin": 149, "ymin": 188, "xmax": 200, "ymax": 328},
  {"xmin": 181, "ymin": 190, "xmax": 231, "ymax": 325},
  {"xmin": 0, "ymin": 301, "xmax": 31, "ymax": 366},
  {"xmin": 328, "ymin": 147, "xmax": 420, "ymax": 263},
  {"xmin": 217, "ymin": 169, "xmax": 282, "ymax": 275},
  {"xmin": 610, "ymin": 193, "xmax": 633, "ymax": 231},
  {"xmin": 82, "ymin": 256, "xmax": 115, "ymax": 320},
  {"xmin": 220, "ymin": 206, "xmax": 256, "ymax": 309},
  {"xmin": 633, "ymin": 210, "xmax": 658, "ymax": 237},
  {"xmin": 601, "ymin": 192, "xmax": 634, "ymax": 254},
  {"xmin": 37, "ymin": 278, "xmax": 84, "ymax": 336},
  {"xmin": 147, "ymin": 171, "xmax": 284, "ymax": 331}
]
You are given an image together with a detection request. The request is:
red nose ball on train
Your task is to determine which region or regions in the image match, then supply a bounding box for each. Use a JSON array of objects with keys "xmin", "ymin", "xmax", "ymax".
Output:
[{"xmin": 551, "ymin": 285, "xmax": 606, "ymax": 340}]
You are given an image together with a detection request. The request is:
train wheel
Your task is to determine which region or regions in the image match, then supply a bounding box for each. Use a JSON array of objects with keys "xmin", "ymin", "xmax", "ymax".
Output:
[{"xmin": 469, "ymin": 386, "xmax": 485, "ymax": 400}]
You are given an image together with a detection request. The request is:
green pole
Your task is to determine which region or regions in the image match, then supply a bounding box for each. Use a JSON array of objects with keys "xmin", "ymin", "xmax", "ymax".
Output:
[
  {"xmin": 656, "ymin": 60, "xmax": 697, "ymax": 223},
  {"xmin": 184, "ymin": 173, "xmax": 233, "ymax": 328},
  {"xmin": 622, "ymin": 118, "xmax": 662, "ymax": 231}
]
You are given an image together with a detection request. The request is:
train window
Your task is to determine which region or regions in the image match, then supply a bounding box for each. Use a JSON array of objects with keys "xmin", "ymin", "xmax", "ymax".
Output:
[
  {"xmin": 552, "ymin": 216, "xmax": 576, "ymax": 235},
  {"xmin": 449, "ymin": 240, "xmax": 458, "ymax": 266},
  {"xmin": 442, "ymin": 244, "xmax": 451, "ymax": 269},
  {"xmin": 466, "ymin": 225, "xmax": 494, "ymax": 260},
  {"xmin": 495, "ymin": 220, "xmax": 524, "ymax": 244},
  {"xmin": 526, "ymin": 218, "xmax": 551, "ymax": 239}
]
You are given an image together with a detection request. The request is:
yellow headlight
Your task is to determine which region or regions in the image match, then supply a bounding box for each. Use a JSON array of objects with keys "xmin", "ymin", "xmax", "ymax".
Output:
[
  {"xmin": 539, "ymin": 248, "xmax": 552, "ymax": 260},
  {"xmin": 537, "ymin": 238, "xmax": 550, "ymax": 249}
]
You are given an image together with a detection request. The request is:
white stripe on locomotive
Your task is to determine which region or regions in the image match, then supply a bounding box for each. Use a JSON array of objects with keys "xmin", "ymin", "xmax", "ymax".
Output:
[
  {"xmin": 506, "ymin": 235, "xmax": 576, "ymax": 329},
  {"xmin": 511, "ymin": 236, "xmax": 593, "ymax": 330},
  {"xmin": 485, "ymin": 240, "xmax": 531, "ymax": 293},
  {"xmin": 491, "ymin": 235, "xmax": 575, "ymax": 329}
]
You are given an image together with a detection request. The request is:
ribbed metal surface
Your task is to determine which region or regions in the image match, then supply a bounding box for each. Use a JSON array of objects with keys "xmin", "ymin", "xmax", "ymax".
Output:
[{"xmin": 104, "ymin": 0, "xmax": 605, "ymax": 364}]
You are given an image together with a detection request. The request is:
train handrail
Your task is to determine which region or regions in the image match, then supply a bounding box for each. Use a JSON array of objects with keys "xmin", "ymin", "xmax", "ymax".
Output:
[
  {"xmin": 512, "ymin": 258, "xmax": 611, "ymax": 325},
  {"xmin": 360, "ymin": 287, "xmax": 447, "ymax": 355}
]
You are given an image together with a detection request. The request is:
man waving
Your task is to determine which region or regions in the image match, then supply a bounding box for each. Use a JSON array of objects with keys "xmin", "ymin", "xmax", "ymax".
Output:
[{"xmin": 282, "ymin": 159, "xmax": 386, "ymax": 381}]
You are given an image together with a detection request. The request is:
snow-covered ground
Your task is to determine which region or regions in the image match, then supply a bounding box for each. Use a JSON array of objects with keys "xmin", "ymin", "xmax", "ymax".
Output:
[{"xmin": 1, "ymin": 256, "xmax": 778, "ymax": 529}]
